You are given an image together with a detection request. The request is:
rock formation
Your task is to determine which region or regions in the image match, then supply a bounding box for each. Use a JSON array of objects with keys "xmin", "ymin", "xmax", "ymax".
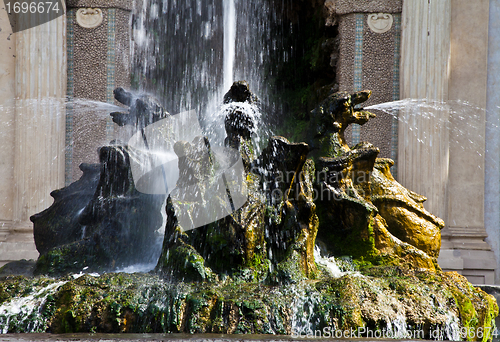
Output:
[{"xmin": 9, "ymin": 84, "xmax": 494, "ymax": 338}]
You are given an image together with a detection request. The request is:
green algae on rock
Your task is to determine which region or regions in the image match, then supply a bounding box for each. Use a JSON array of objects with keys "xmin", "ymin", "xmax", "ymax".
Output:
[
  {"xmin": 0, "ymin": 267, "xmax": 497, "ymax": 339},
  {"xmin": 4, "ymin": 85, "xmax": 496, "ymax": 339}
]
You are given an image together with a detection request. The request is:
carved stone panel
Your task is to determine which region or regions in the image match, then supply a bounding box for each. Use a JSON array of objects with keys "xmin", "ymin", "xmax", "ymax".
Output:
[{"xmin": 367, "ymin": 13, "xmax": 393, "ymax": 34}]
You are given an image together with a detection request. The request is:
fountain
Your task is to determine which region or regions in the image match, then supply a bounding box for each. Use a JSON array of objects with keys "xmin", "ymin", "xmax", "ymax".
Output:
[
  {"xmin": 0, "ymin": 0, "xmax": 498, "ymax": 339},
  {"xmin": 0, "ymin": 80, "xmax": 497, "ymax": 338}
]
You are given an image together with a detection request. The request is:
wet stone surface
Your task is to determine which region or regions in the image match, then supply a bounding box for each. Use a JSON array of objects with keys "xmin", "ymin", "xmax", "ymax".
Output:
[{"xmin": 1, "ymin": 88, "xmax": 496, "ymax": 339}]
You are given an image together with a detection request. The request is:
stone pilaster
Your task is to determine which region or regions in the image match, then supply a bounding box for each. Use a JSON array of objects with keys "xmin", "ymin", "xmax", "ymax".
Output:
[
  {"xmin": 334, "ymin": 0, "xmax": 402, "ymax": 173},
  {"xmin": 0, "ymin": 4, "xmax": 16, "ymax": 249},
  {"xmin": 399, "ymin": 0, "xmax": 451, "ymax": 226},
  {"xmin": 443, "ymin": 0, "xmax": 494, "ymax": 285},
  {"xmin": 486, "ymin": 0, "xmax": 500, "ymax": 285},
  {"xmin": 65, "ymin": 0, "xmax": 132, "ymax": 182}
]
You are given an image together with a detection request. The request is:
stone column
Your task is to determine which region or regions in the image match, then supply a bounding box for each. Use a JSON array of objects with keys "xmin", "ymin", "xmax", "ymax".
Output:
[
  {"xmin": 334, "ymin": 0, "xmax": 402, "ymax": 173},
  {"xmin": 66, "ymin": 0, "xmax": 132, "ymax": 182},
  {"xmin": 444, "ymin": 0, "xmax": 494, "ymax": 284},
  {"xmin": 0, "ymin": 10, "xmax": 67, "ymax": 264},
  {"xmin": 486, "ymin": 0, "xmax": 500, "ymax": 284},
  {"xmin": 0, "ymin": 5, "xmax": 17, "ymax": 247},
  {"xmin": 400, "ymin": 0, "xmax": 495, "ymax": 284},
  {"xmin": 399, "ymin": 0, "xmax": 450, "ymax": 225}
]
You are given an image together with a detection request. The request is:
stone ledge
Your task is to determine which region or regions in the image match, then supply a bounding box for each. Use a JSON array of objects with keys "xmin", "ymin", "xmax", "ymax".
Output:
[
  {"xmin": 0, "ymin": 241, "xmax": 39, "ymax": 266},
  {"xmin": 334, "ymin": 0, "xmax": 402, "ymax": 15},
  {"xmin": 438, "ymin": 249, "xmax": 464, "ymax": 270},
  {"xmin": 67, "ymin": 0, "xmax": 133, "ymax": 11},
  {"xmin": 462, "ymin": 271, "xmax": 494, "ymax": 285},
  {"xmin": 439, "ymin": 249, "xmax": 497, "ymax": 284}
]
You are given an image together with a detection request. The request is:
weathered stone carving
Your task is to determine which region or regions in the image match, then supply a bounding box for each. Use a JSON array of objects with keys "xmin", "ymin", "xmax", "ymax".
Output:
[
  {"xmin": 32, "ymin": 143, "xmax": 165, "ymax": 276},
  {"xmin": 311, "ymin": 90, "xmax": 442, "ymax": 270},
  {"xmin": 156, "ymin": 83, "xmax": 318, "ymax": 282},
  {"xmin": 76, "ymin": 8, "xmax": 103, "ymax": 29},
  {"xmin": 371, "ymin": 158, "xmax": 444, "ymax": 258},
  {"xmin": 30, "ymin": 88, "xmax": 170, "ymax": 275},
  {"xmin": 308, "ymin": 90, "xmax": 376, "ymax": 158},
  {"xmin": 367, "ymin": 13, "xmax": 393, "ymax": 34},
  {"xmin": 111, "ymin": 87, "xmax": 169, "ymax": 129}
]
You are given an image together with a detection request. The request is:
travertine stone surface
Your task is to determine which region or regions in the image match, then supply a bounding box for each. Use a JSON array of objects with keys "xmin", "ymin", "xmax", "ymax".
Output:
[
  {"xmin": 0, "ymin": 12, "xmax": 68, "ymax": 265},
  {"xmin": 0, "ymin": 6, "xmax": 16, "ymax": 229},
  {"xmin": 486, "ymin": 0, "xmax": 500, "ymax": 284},
  {"xmin": 115, "ymin": 10, "xmax": 132, "ymax": 102},
  {"xmin": 441, "ymin": 0, "xmax": 493, "ymax": 284},
  {"xmin": 334, "ymin": 0, "xmax": 402, "ymax": 15},
  {"xmin": 70, "ymin": 7, "xmax": 109, "ymax": 180},
  {"xmin": 336, "ymin": 14, "xmax": 355, "ymax": 95},
  {"xmin": 14, "ymin": 17, "xmax": 67, "ymax": 223},
  {"xmin": 399, "ymin": 0, "xmax": 451, "ymax": 223},
  {"xmin": 447, "ymin": 0, "xmax": 488, "ymax": 235},
  {"xmin": 357, "ymin": 15, "xmax": 397, "ymax": 159}
]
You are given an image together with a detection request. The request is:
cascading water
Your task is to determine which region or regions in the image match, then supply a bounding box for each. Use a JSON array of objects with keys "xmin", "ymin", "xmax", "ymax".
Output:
[
  {"xmin": 0, "ymin": 280, "xmax": 67, "ymax": 333},
  {"xmin": 131, "ymin": 0, "xmax": 279, "ymax": 135},
  {"xmin": 313, "ymin": 244, "xmax": 346, "ymax": 278}
]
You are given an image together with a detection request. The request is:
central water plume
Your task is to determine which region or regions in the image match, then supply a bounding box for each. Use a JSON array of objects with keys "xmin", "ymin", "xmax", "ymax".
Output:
[
  {"xmin": 223, "ymin": 0, "xmax": 236, "ymax": 92},
  {"xmin": 131, "ymin": 0, "xmax": 278, "ymax": 136}
]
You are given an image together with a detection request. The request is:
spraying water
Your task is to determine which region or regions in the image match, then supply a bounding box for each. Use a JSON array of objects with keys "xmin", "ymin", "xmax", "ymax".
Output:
[
  {"xmin": 131, "ymin": 0, "xmax": 279, "ymax": 134},
  {"xmin": 365, "ymin": 98, "xmax": 493, "ymax": 157},
  {"xmin": 365, "ymin": 98, "xmax": 496, "ymax": 220},
  {"xmin": 0, "ymin": 281, "xmax": 67, "ymax": 333}
]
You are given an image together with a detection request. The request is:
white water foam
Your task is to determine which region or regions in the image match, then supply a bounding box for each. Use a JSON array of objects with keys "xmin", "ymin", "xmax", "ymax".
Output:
[
  {"xmin": 0, "ymin": 281, "xmax": 67, "ymax": 333},
  {"xmin": 313, "ymin": 245, "xmax": 344, "ymax": 278}
]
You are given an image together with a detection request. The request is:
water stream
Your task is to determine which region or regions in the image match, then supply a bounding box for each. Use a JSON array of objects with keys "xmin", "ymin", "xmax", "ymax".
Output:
[
  {"xmin": 366, "ymin": 98, "xmax": 497, "ymax": 159},
  {"xmin": 0, "ymin": 281, "xmax": 67, "ymax": 333},
  {"xmin": 223, "ymin": 0, "xmax": 236, "ymax": 92}
]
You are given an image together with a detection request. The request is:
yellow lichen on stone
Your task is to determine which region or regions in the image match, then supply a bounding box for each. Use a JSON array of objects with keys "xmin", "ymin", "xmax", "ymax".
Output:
[{"xmin": 371, "ymin": 158, "xmax": 444, "ymax": 259}]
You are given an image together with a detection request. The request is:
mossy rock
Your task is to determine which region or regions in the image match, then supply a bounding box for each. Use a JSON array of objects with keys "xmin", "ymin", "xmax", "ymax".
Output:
[{"xmin": 0, "ymin": 267, "xmax": 496, "ymax": 339}]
